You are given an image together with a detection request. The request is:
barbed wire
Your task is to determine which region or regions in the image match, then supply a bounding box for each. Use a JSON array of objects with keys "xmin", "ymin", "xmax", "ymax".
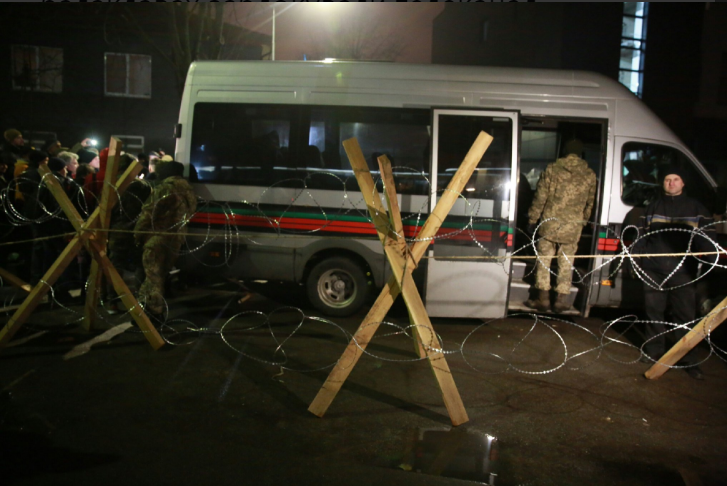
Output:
[{"xmin": 1, "ymin": 168, "xmax": 726, "ymax": 374}]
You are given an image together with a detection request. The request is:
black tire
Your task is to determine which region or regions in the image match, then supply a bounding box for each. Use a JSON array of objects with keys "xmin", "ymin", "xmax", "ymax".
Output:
[{"xmin": 306, "ymin": 257, "xmax": 369, "ymax": 317}]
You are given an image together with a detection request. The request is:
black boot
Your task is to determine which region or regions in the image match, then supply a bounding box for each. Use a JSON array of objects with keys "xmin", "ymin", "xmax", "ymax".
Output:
[
  {"xmin": 553, "ymin": 293, "xmax": 571, "ymax": 313},
  {"xmin": 525, "ymin": 290, "xmax": 551, "ymax": 312}
]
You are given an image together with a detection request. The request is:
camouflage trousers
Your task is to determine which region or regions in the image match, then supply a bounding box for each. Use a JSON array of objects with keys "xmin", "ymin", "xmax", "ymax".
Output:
[
  {"xmin": 534, "ymin": 238, "xmax": 578, "ymax": 295},
  {"xmin": 138, "ymin": 235, "xmax": 182, "ymax": 315}
]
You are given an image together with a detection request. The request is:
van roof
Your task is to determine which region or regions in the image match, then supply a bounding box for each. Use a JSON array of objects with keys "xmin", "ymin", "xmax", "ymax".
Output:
[{"xmin": 187, "ymin": 60, "xmax": 635, "ymax": 100}]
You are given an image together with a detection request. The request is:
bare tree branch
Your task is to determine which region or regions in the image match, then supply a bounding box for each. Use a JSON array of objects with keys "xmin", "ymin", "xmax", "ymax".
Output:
[
  {"xmin": 120, "ymin": 7, "xmax": 176, "ymax": 70},
  {"xmin": 118, "ymin": 5, "xmax": 268, "ymax": 97}
]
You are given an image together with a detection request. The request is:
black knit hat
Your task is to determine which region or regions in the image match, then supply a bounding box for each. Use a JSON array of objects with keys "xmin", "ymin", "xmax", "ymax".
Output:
[
  {"xmin": 77, "ymin": 148, "xmax": 97, "ymax": 165},
  {"xmin": 660, "ymin": 165, "xmax": 687, "ymax": 184},
  {"xmin": 28, "ymin": 150, "xmax": 49, "ymax": 167},
  {"xmin": 48, "ymin": 157, "xmax": 66, "ymax": 173}
]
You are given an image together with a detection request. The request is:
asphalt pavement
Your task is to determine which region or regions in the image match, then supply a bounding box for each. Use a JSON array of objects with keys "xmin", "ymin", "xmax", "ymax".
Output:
[{"xmin": 1, "ymin": 282, "xmax": 727, "ymax": 486}]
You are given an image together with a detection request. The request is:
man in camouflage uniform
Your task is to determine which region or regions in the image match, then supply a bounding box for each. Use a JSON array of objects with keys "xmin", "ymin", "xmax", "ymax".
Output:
[
  {"xmin": 134, "ymin": 161, "xmax": 196, "ymax": 318},
  {"xmin": 525, "ymin": 140, "xmax": 596, "ymax": 313}
]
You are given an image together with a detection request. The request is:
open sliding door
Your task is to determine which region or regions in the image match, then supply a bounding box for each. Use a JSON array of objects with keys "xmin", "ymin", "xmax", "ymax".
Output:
[{"xmin": 425, "ymin": 110, "xmax": 519, "ymax": 318}]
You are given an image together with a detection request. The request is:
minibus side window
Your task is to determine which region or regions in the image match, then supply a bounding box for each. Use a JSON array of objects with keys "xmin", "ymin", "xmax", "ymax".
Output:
[
  {"xmin": 621, "ymin": 142, "xmax": 714, "ymax": 210},
  {"xmin": 190, "ymin": 103, "xmax": 294, "ymax": 185},
  {"xmin": 307, "ymin": 107, "xmax": 430, "ymax": 194}
]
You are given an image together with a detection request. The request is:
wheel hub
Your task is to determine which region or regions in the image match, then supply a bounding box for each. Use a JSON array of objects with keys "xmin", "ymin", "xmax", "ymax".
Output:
[{"xmin": 317, "ymin": 268, "xmax": 358, "ymax": 308}]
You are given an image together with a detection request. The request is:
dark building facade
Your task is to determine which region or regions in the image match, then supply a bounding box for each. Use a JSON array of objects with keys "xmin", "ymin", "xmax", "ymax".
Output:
[
  {"xmin": 641, "ymin": 3, "xmax": 704, "ymax": 154},
  {"xmin": 694, "ymin": 3, "xmax": 727, "ymax": 179},
  {"xmin": 0, "ymin": 4, "xmax": 269, "ymax": 156},
  {"xmin": 432, "ymin": 4, "xmax": 623, "ymax": 80},
  {"xmin": 431, "ymin": 3, "xmax": 726, "ymax": 175}
]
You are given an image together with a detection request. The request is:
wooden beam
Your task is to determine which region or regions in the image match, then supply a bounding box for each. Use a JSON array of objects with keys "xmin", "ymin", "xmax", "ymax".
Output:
[
  {"xmin": 38, "ymin": 159, "xmax": 143, "ymax": 234},
  {"xmin": 40, "ymin": 146, "xmax": 145, "ymax": 334},
  {"xmin": 85, "ymin": 137, "xmax": 123, "ymax": 330},
  {"xmin": 1, "ymin": 159, "xmax": 147, "ymax": 350},
  {"xmin": 352, "ymin": 141, "xmax": 468, "ymax": 424},
  {"xmin": 377, "ymin": 155, "xmax": 407, "ymax": 253},
  {"xmin": 309, "ymin": 133, "xmax": 491, "ymax": 423},
  {"xmin": 383, "ymin": 244, "xmax": 468, "ymax": 425},
  {"xmin": 345, "ymin": 139, "xmax": 399, "ymax": 246},
  {"xmin": 87, "ymin": 241, "xmax": 165, "ymax": 350},
  {"xmin": 645, "ymin": 295, "xmax": 727, "ymax": 379},
  {"xmin": 0, "ymin": 267, "xmax": 31, "ymax": 293},
  {"xmin": 0, "ymin": 237, "xmax": 85, "ymax": 346},
  {"xmin": 308, "ymin": 274, "xmax": 402, "ymax": 418},
  {"xmin": 0, "ymin": 304, "xmax": 22, "ymax": 313},
  {"xmin": 378, "ymin": 155, "xmax": 425, "ymax": 359}
]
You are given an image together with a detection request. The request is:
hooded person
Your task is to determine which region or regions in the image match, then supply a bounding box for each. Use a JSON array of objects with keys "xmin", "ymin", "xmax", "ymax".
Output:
[
  {"xmin": 524, "ymin": 138, "xmax": 597, "ymax": 313},
  {"xmin": 134, "ymin": 160, "xmax": 197, "ymax": 318}
]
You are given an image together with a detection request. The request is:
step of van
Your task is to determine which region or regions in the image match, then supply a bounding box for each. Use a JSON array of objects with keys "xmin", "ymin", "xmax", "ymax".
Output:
[
  {"xmin": 512, "ymin": 260, "xmax": 529, "ymax": 280},
  {"xmin": 507, "ymin": 280, "xmax": 580, "ymax": 315}
]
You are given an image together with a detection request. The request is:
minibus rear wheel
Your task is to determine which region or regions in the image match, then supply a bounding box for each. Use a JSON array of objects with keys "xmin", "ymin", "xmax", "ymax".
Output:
[{"xmin": 306, "ymin": 257, "xmax": 368, "ymax": 317}]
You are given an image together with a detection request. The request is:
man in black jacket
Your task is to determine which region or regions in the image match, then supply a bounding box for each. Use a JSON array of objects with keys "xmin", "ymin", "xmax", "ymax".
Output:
[{"xmin": 634, "ymin": 166, "xmax": 716, "ymax": 379}]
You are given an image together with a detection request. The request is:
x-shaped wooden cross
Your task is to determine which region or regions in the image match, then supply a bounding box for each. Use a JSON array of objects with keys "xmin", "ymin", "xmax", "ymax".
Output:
[
  {"xmin": 0, "ymin": 137, "xmax": 164, "ymax": 350},
  {"xmin": 309, "ymin": 131, "xmax": 493, "ymax": 426}
]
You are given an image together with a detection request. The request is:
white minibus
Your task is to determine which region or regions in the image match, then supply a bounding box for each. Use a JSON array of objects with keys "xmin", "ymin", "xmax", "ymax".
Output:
[{"xmin": 174, "ymin": 61, "xmax": 724, "ymax": 318}]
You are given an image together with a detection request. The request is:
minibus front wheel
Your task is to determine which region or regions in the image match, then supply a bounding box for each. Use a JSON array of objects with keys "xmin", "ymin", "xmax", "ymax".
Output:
[{"xmin": 306, "ymin": 257, "xmax": 368, "ymax": 317}]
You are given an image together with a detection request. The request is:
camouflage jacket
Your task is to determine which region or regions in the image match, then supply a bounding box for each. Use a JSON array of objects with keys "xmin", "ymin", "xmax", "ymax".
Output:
[
  {"xmin": 134, "ymin": 176, "xmax": 197, "ymax": 244},
  {"xmin": 528, "ymin": 154, "xmax": 597, "ymax": 244}
]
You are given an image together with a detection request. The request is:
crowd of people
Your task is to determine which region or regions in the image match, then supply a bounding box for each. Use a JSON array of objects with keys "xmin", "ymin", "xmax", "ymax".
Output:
[{"xmin": 0, "ymin": 128, "xmax": 196, "ymax": 320}]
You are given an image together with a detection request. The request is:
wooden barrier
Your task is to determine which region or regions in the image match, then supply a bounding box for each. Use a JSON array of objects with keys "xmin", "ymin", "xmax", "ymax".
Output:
[
  {"xmin": 0, "ymin": 267, "xmax": 31, "ymax": 293},
  {"xmin": 645, "ymin": 295, "xmax": 727, "ymax": 379},
  {"xmin": 0, "ymin": 137, "xmax": 164, "ymax": 350},
  {"xmin": 309, "ymin": 132, "xmax": 493, "ymax": 425}
]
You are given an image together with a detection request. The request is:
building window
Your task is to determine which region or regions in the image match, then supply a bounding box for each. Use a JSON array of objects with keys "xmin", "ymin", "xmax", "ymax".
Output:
[
  {"xmin": 104, "ymin": 53, "xmax": 151, "ymax": 98},
  {"xmin": 619, "ymin": 2, "xmax": 648, "ymax": 98},
  {"xmin": 11, "ymin": 45, "xmax": 63, "ymax": 93}
]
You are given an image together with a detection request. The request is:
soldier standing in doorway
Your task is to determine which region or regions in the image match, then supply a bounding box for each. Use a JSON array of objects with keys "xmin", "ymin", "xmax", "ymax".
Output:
[{"xmin": 525, "ymin": 139, "xmax": 597, "ymax": 313}]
